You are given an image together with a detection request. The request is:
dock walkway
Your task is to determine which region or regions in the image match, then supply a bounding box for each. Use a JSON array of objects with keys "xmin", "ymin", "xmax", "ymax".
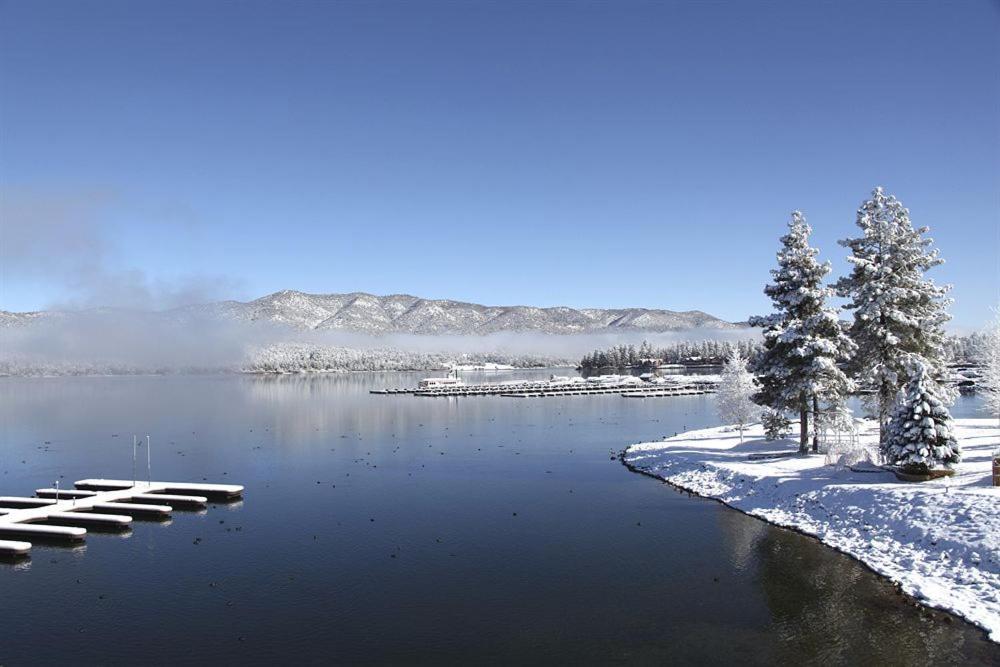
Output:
[{"xmin": 372, "ymin": 380, "xmax": 718, "ymax": 398}]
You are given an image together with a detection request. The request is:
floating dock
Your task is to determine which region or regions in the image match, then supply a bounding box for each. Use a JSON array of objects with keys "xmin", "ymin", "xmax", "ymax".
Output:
[
  {"xmin": 503, "ymin": 385, "xmax": 716, "ymax": 398},
  {"xmin": 74, "ymin": 479, "xmax": 242, "ymax": 501},
  {"xmin": 619, "ymin": 388, "xmax": 715, "ymax": 398},
  {"xmin": 372, "ymin": 380, "xmax": 718, "ymax": 398},
  {"xmin": 0, "ymin": 479, "xmax": 243, "ymax": 557}
]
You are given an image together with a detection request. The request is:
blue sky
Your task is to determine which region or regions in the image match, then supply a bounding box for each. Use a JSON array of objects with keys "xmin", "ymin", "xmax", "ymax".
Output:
[{"xmin": 2, "ymin": 0, "xmax": 998, "ymax": 328}]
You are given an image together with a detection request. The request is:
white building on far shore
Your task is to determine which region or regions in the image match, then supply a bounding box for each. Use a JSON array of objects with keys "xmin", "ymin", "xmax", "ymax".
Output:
[{"xmin": 418, "ymin": 376, "xmax": 466, "ymax": 389}]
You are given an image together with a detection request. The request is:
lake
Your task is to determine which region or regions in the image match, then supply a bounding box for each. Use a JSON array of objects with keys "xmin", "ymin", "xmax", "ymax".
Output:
[{"xmin": 0, "ymin": 371, "xmax": 996, "ymax": 665}]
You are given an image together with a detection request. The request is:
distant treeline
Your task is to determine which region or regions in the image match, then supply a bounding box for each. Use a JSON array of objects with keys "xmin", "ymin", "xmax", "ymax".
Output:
[
  {"xmin": 579, "ymin": 339, "xmax": 763, "ymax": 370},
  {"xmin": 944, "ymin": 333, "xmax": 991, "ymax": 366},
  {"xmin": 579, "ymin": 334, "xmax": 990, "ymax": 372},
  {"xmin": 243, "ymin": 343, "xmax": 569, "ymax": 374}
]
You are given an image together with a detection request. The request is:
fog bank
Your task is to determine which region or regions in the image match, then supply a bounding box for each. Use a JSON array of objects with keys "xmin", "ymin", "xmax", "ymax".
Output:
[{"xmin": 0, "ymin": 310, "xmax": 757, "ymax": 375}]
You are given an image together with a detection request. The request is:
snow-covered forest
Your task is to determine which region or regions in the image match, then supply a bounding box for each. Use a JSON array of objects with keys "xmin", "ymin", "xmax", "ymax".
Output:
[
  {"xmin": 578, "ymin": 338, "xmax": 763, "ymax": 370},
  {"xmin": 578, "ymin": 334, "xmax": 989, "ymax": 373},
  {"xmin": 242, "ymin": 343, "xmax": 567, "ymax": 374}
]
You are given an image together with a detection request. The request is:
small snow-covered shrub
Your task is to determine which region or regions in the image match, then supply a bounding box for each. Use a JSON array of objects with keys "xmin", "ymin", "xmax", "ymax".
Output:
[
  {"xmin": 762, "ymin": 409, "xmax": 792, "ymax": 441},
  {"xmin": 817, "ymin": 404, "xmax": 855, "ymax": 448},
  {"xmin": 717, "ymin": 349, "xmax": 761, "ymax": 443},
  {"xmin": 825, "ymin": 442, "xmax": 876, "ymax": 468},
  {"xmin": 823, "ymin": 423, "xmax": 876, "ymax": 467},
  {"xmin": 817, "ymin": 406, "xmax": 870, "ymax": 467}
]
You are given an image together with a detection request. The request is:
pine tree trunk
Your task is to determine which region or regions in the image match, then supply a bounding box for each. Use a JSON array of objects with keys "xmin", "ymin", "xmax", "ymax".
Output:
[
  {"xmin": 879, "ymin": 397, "xmax": 888, "ymax": 447},
  {"xmin": 799, "ymin": 402, "xmax": 809, "ymax": 454},
  {"xmin": 811, "ymin": 395, "xmax": 820, "ymax": 453}
]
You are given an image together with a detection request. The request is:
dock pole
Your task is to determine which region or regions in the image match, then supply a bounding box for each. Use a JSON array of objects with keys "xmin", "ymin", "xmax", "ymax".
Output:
[
  {"xmin": 132, "ymin": 435, "xmax": 137, "ymax": 487},
  {"xmin": 146, "ymin": 435, "xmax": 151, "ymax": 485}
]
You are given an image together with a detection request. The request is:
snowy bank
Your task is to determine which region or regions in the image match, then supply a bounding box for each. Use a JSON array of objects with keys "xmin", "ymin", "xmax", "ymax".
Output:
[{"xmin": 624, "ymin": 419, "xmax": 1000, "ymax": 642}]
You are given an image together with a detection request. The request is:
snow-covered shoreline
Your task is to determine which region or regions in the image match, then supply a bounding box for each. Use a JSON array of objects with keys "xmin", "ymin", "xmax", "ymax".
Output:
[{"xmin": 623, "ymin": 419, "xmax": 1000, "ymax": 642}]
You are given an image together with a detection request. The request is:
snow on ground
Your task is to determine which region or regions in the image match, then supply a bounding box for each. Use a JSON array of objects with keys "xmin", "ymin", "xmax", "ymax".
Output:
[{"xmin": 624, "ymin": 419, "xmax": 1000, "ymax": 642}]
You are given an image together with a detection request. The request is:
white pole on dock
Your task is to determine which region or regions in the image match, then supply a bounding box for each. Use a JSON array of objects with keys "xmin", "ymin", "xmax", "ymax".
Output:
[
  {"xmin": 146, "ymin": 435, "xmax": 151, "ymax": 485},
  {"xmin": 132, "ymin": 434, "xmax": 137, "ymax": 487}
]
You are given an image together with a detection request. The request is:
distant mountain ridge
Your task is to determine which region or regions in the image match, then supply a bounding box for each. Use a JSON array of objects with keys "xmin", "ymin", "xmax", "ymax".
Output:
[{"xmin": 1, "ymin": 290, "xmax": 741, "ymax": 334}]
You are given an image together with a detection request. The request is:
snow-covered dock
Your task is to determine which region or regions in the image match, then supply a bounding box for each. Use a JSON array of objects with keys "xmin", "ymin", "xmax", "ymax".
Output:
[
  {"xmin": 372, "ymin": 375, "xmax": 719, "ymax": 398},
  {"xmin": 624, "ymin": 419, "xmax": 1000, "ymax": 642},
  {"xmin": 619, "ymin": 388, "xmax": 714, "ymax": 398},
  {"xmin": 74, "ymin": 479, "xmax": 243, "ymax": 500},
  {"xmin": 34, "ymin": 488, "xmax": 207, "ymax": 508},
  {"xmin": 31, "ymin": 492, "xmax": 173, "ymax": 517},
  {"xmin": 0, "ymin": 523, "xmax": 86, "ymax": 543},
  {"xmin": 0, "ymin": 540, "xmax": 32, "ymax": 556},
  {"xmin": 0, "ymin": 479, "xmax": 243, "ymax": 557},
  {"xmin": 500, "ymin": 385, "xmax": 715, "ymax": 398}
]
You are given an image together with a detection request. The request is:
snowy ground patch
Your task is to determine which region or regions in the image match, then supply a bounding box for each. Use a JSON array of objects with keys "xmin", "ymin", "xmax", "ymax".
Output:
[{"xmin": 624, "ymin": 419, "xmax": 1000, "ymax": 642}]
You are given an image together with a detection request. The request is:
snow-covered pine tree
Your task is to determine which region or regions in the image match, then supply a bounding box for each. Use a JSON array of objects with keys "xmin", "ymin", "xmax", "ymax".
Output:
[
  {"xmin": 979, "ymin": 308, "xmax": 1000, "ymax": 426},
  {"xmin": 717, "ymin": 348, "xmax": 760, "ymax": 444},
  {"xmin": 835, "ymin": 187, "xmax": 952, "ymax": 443},
  {"xmin": 883, "ymin": 360, "xmax": 961, "ymax": 471},
  {"xmin": 750, "ymin": 211, "xmax": 856, "ymax": 453}
]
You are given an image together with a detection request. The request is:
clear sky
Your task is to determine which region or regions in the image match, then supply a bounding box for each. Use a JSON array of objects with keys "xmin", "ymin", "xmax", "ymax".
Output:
[{"xmin": 2, "ymin": 0, "xmax": 998, "ymax": 328}]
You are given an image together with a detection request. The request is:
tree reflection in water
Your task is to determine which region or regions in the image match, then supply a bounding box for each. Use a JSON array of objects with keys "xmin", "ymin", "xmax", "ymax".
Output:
[{"xmin": 716, "ymin": 507, "xmax": 999, "ymax": 665}]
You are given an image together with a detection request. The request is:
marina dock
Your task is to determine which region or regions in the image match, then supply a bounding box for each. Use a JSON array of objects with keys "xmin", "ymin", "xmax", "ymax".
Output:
[
  {"xmin": 0, "ymin": 479, "xmax": 243, "ymax": 557},
  {"xmin": 371, "ymin": 379, "xmax": 718, "ymax": 398}
]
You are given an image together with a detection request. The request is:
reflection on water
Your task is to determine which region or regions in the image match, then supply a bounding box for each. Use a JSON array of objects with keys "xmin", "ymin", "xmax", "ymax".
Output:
[
  {"xmin": 717, "ymin": 508, "xmax": 997, "ymax": 665},
  {"xmin": 0, "ymin": 372, "xmax": 995, "ymax": 665}
]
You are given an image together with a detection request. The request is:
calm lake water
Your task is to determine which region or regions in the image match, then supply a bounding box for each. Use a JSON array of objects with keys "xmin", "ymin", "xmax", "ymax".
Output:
[{"xmin": 0, "ymin": 371, "xmax": 996, "ymax": 665}]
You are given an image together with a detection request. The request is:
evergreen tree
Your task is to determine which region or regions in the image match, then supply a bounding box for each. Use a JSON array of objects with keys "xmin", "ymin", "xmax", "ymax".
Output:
[
  {"xmin": 884, "ymin": 361, "xmax": 960, "ymax": 470},
  {"xmin": 717, "ymin": 349, "xmax": 760, "ymax": 444},
  {"xmin": 834, "ymin": 187, "xmax": 952, "ymax": 443},
  {"xmin": 751, "ymin": 211, "xmax": 856, "ymax": 452},
  {"xmin": 761, "ymin": 409, "xmax": 792, "ymax": 441}
]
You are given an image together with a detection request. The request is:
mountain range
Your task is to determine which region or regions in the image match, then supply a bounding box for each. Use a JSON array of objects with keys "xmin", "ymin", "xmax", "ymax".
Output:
[{"xmin": 1, "ymin": 290, "xmax": 740, "ymax": 335}]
